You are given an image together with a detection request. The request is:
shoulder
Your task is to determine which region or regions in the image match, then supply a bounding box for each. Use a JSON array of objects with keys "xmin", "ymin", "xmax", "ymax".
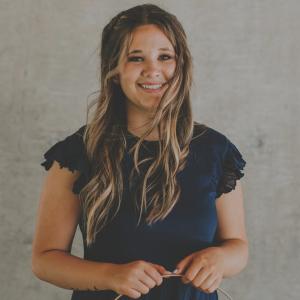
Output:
[
  {"xmin": 64, "ymin": 124, "xmax": 87, "ymax": 144},
  {"xmin": 57, "ymin": 124, "xmax": 87, "ymax": 155},
  {"xmin": 41, "ymin": 124, "xmax": 88, "ymax": 172},
  {"xmin": 191, "ymin": 122, "xmax": 247, "ymax": 197},
  {"xmin": 40, "ymin": 124, "xmax": 89, "ymax": 194},
  {"xmin": 191, "ymin": 121, "xmax": 228, "ymax": 156},
  {"xmin": 190, "ymin": 121, "xmax": 246, "ymax": 169},
  {"xmin": 75, "ymin": 124, "xmax": 87, "ymax": 137}
]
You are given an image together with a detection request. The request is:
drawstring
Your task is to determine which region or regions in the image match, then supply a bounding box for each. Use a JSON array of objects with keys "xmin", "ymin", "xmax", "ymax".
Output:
[{"xmin": 113, "ymin": 272, "xmax": 233, "ymax": 300}]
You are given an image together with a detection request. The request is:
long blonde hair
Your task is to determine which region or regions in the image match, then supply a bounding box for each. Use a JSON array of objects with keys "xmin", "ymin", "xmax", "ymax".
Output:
[{"xmin": 80, "ymin": 4, "xmax": 196, "ymax": 247}]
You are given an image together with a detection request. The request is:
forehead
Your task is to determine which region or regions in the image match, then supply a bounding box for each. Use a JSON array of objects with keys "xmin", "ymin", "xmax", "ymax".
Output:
[{"xmin": 128, "ymin": 24, "xmax": 174, "ymax": 51}]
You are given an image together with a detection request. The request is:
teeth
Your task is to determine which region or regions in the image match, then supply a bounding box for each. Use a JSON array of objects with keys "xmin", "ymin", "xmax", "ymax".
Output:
[{"xmin": 141, "ymin": 84, "xmax": 162, "ymax": 89}]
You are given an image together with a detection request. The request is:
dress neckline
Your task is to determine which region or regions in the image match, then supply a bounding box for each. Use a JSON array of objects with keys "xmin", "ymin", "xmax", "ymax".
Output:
[{"xmin": 125, "ymin": 128, "xmax": 161, "ymax": 144}]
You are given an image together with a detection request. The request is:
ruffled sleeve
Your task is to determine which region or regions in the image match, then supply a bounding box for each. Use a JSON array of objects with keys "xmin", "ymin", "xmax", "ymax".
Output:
[
  {"xmin": 40, "ymin": 125, "xmax": 90, "ymax": 194},
  {"xmin": 216, "ymin": 137, "xmax": 246, "ymax": 198}
]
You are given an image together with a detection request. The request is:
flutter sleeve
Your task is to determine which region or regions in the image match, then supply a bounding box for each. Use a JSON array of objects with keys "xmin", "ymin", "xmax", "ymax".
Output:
[
  {"xmin": 216, "ymin": 137, "xmax": 246, "ymax": 198},
  {"xmin": 40, "ymin": 125, "xmax": 89, "ymax": 194}
]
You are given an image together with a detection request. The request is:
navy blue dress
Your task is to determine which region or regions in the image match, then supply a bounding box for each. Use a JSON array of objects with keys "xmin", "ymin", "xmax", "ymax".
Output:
[{"xmin": 40, "ymin": 122, "xmax": 246, "ymax": 300}]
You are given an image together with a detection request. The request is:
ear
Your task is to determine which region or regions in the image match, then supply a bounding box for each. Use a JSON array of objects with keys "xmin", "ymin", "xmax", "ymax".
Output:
[{"xmin": 112, "ymin": 75, "xmax": 120, "ymax": 84}]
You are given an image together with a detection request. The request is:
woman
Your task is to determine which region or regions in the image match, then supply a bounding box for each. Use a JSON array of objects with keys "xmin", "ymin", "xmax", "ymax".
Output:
[{"xmin": 32, "ymin": 4, "xmax": 248, "ymax": 300}]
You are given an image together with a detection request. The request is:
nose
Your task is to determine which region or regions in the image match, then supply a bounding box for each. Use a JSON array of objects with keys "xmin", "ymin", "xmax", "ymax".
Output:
[{"xmin": 141, "ymin": 60, "xmax": 161, "ymax": 78}]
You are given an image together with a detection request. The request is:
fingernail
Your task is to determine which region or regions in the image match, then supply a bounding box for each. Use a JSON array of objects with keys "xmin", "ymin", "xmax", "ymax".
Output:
[{"xmin": 173, "ymin": 268, "xmax": 179, "ymax": 274}]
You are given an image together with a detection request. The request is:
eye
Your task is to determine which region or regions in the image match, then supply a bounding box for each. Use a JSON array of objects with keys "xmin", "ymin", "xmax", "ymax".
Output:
[
  {"xmin": 159, "ymin": 54, "xmax": 173, "ymax": 60},
  {"xmin": 127, "ymin": 56, "xmax": 143, "ymax": 62},
  {"xmin": 127, "ymin": 54, "xmax": 174, "ymax": 62}
]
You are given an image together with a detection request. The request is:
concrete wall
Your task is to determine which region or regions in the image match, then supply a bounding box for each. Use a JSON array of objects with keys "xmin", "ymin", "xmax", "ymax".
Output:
[{"xmin": 1, "ymin": 1, "xmax": 299, "ymax": 299}]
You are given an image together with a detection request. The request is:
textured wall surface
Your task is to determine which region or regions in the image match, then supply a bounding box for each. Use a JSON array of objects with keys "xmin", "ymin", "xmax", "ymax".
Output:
[{"xmin": 0, "ymin": 1, "xmax": 299, "ymax": 299}]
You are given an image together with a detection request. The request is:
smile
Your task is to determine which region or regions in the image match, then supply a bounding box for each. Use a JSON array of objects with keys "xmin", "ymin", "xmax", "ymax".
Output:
[{"xmin": 138, "ymin": 83, "xmax": 166, "ymax": 93}]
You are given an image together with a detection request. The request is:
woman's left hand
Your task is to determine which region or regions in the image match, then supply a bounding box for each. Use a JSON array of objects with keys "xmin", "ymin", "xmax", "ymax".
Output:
[{"xmin": 174, "ymin": 247, "xmax": 226, "ymax": 294}]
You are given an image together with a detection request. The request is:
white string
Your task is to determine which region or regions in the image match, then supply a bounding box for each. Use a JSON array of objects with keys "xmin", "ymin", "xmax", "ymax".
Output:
[{"xmin": 113, "ymin": 273, "xmax": 233, "ymax": 300}]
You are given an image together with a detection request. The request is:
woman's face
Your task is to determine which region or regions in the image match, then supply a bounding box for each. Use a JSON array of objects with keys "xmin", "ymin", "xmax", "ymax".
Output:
[{"xmin": 117, "ymin": 24, "xmax": 176, "ymax": 114}]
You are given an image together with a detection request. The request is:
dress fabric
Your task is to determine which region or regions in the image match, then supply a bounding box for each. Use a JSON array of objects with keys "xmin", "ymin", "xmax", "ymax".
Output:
[{"xmin": 40, "ymin": 122, "xmax": 246, "ymax": 300}]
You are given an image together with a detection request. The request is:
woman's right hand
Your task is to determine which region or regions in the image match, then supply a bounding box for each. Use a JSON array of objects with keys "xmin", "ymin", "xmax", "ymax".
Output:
[{"xmin": 107, "ymin": 260, "xmax": 170, "ymax": 299}]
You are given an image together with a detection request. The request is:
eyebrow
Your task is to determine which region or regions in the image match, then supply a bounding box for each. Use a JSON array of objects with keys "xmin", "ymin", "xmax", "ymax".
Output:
[{"xmin": 128, "ymin": 47, "xmax": 174, "ymax": 55}]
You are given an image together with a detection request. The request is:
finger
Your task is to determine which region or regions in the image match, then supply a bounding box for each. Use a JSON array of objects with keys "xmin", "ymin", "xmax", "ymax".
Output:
[
  {"xmin": 125, "ymin": 287, "xmax": 142, "ymax": 299},
  {"xmin": 176, "ymin": 253, "xmax": 194, "ymax": 275},
  {"xmin": 151, "ymin": 263, "xmax": 173, "ymax": 278},
  {"xmin": 152, "ymin": 263, "xmax": 170, "ymax": 275},
  {"xmin": 145, "ymin": 265, "xmax": 164, "ymax": 286},
  {"xmin": 198, "ymin": 273, "xmax": 218, "ymax": 292},
  {"xmin": 141, "ymin": 272, "xmax": 157, "ymax": 290},
  {"xmin": 205, "ymin": 276, "xmax": 222, "ymax": 294},
  {"xmin": 192, "ymin": 268, "xmax": 212, "ymax": 287},
  {"xmin": 132, "ymin": 279, "xmax": 151, "ymax": 295},
  {"xmin": 182, "ymin": 261, "xmax": 203, "ymax": 283}
]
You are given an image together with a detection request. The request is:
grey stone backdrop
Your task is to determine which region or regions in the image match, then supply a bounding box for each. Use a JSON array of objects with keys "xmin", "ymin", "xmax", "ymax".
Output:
[{"xmin": 0, "ymin": 1, "xmax": 299, "ymax": 299}]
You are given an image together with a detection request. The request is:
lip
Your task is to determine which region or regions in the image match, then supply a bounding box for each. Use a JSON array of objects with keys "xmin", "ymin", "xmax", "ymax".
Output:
[
  {"xmin": 139, "ymin": 82, "xmax": 165, "ymax": 85},
  {"xmin": 137, "ymin": 82, "xmax": 166, "ymax": 93}
]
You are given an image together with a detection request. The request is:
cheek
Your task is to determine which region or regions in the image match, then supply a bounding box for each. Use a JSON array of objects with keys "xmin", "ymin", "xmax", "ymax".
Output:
[
  {"xmin": 165, "ymin": 63, "xmax": 176, "ymax": 77},
  {"xmin": 120, "ymin": 74, "xmax": 137, "ymax": 90},
  {"xmin": 119, "ymin": 74, "xmax": 139, "ymax": 96},
  {"xmin": 123, "ymin": 64, "xmax": 141, "ymax": 78}
]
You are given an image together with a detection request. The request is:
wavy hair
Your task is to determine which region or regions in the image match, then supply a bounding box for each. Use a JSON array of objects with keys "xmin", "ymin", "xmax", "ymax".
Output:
[{"xmin": 79, "ymin": 4, "xmax": 197, "ymax": 247}]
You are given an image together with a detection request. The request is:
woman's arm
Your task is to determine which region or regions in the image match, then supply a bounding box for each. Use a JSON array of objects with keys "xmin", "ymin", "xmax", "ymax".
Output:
[
  {"xmin": 215, "ymin": 180, "xmax": 249, "ymax": 278},
  {"xmin": 32, "ymin": 250, "xmax": 114, "ymax": 291},
  {"xmin": 31, "ymin": 161, "xmax": 113, "ymax": 291}
]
